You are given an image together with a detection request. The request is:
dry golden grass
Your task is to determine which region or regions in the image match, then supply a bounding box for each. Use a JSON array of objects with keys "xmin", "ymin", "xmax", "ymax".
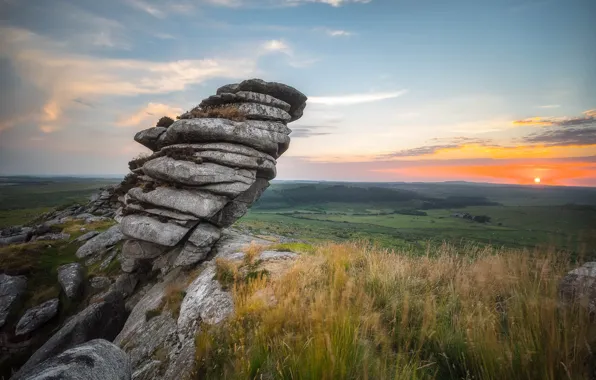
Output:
[
  {"xmin": 180, "ymin": 106, "xmax": 247, "ymax": 121},
  {"xmin": 195, "ymin": 242, "xmax": 596, "ymax": 380},
  {"xmin": 243, "ymin": 242, "xmax": 268, "ymax": 265}
]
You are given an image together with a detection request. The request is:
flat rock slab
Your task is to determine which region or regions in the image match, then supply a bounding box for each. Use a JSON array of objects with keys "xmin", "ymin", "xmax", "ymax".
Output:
[
  {"xmin": 57, "ymin": 263, "xmax": 85, "ymax": 299},
  {"xmin": 121, "ymin": 215, "xmax": 191, "ymax": 247},
  {"xmin": 122, "ymin": 239, "xmax": 169, "ymax": 259},
  {"xmin": 159, "ymin": 118, "xmax": 290, "ymax": 158},
  {"xmin": 33, "ymin": 233, "xmax": 71, "ymax": 241},
  {"xmin": 216, "ymin": 78, "xmax": 307, "ymax": 121},
  {"xmin": 127, "ymin": 187, "xmax": 228, "ymax": 219},
  {"xmin": 76, "ymin": 225, "xmax": 124, "ymax": 259},
  {"xmin": 14, "ymin": 339, "xmax": 131, "ymax": 380},
  {"xmin": 125, "ymin": 203, "xmax": 198, "ymax": 223},
  {"xmin": 16, "ymin": 298, "xmax": 59, "ymax": 336},
  {"xmin": 74, "ymin": 230, "xmax": 100, "ymax": 243},
  {"xmin": 199, "ymin": 90, "xmax": 291, "ymax": 111},
  {"xmin": 175, "ymin": 223, "xmax": 221, "ymax": 267},
  {"xmin": 143, "ymin": 156, "xmax": 256, "ymax": 187},
  {"xmin": 229, "ymin": 102, "xmax": 291, "ymax": 122},
  {"xmin": 135, "ymin": 127, "xmax": 167, "ymax": 151},
  {"xmin": 208, "ymin": 178, "xmax": 269, "ymax": 228},
  {"xmin": 0, "ymin": 274, "xmax": 27, "ymax": 327}
]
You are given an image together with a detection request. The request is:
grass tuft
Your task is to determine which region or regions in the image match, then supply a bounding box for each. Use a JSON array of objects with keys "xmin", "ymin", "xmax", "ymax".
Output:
[
  {"xmin": 179, "ymin": 106, "xmax": 247, "ymax": 122},
  {"xmin": 195, "ymin": 242, "xmax": 596, "ymax": 380}
]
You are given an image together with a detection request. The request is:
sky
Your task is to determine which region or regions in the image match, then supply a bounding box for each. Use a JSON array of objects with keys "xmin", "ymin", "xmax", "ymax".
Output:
[{"xmin": 0, "ymin": 0, "xmax": 595, "ymax": 186}]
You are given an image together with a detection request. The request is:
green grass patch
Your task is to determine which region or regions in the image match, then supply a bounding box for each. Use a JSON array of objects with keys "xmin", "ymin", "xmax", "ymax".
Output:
[{"xmin": 268, "ymin": 242, "xmax": 315, "ymax": 254}]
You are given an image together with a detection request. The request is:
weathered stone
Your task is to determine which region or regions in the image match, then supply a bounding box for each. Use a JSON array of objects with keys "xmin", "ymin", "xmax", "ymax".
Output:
[
  {"xmin": 76, "ymin": 225, "xmax": 124, "ymax": 258},
  {"xmin": 229, "ymin": 102, "xmax": 291, "ymax": 122},
  {"xmin": 178, "ymin": 264, "xmax": 233, "ymax": 338},
  {"xmin": 125, "ymin": 203, "xmax": 198, "ymax": 222},
  {"xmin": 200, "ymin": 90, "xmax": 291, "ymax": 111},
  {"xmin": 0, "ymin": 233, "xmax": 28, "ymax": 245},
  {"xmin": 259, "ymin": 250, "xmax": 299, "ymax": 260},
  {"xmin": 33, "ymin": 232, "xmax": 71, "ymax": 241},
  {"xmin": 216, "ymin": 78, "xmax": 307, "ymax": 121},
  {"xmin": 57, "ymin": 263, "xmax": 85, "ymax": 299},
  {"xmin": 15, "ymin": 298, "xmax": 59, "ymax": 336},
  {"xmin": 209, "ymin": 178, "xmax": 270, "ymax": 227},
  {"xmin": 120, "ymin": 256, "xmax": 139, "ymax": 273},
  {"xmin": 93, "ymin": 273, "xmax": 138, "ymax": 303},
  {"xmin": 90, "ymin": 276, "xmax": 111, "ymax": 290},
  {"xmin": 212, "ymin": 229, "xmax": 272, "ymax": 260},
  {"xmin": 99, "ymin": 247, "xmax": 119, "ymax": 270},
  {"xmin": 559, "ymin": 262, "xmax": 596, "ymax": 313},
  {"xmin": 135, "ymin": 127, "xmax": 168, "ymax": 151},
  {"xmin": 143, "ymin": 156, "xmax": 256, "ymax": 187},
  {"xmin": 175, "ymin": 223, "xmax": 221, "ymax": 267},
  {"xmin": 122, "ymin": 239, "xmax": 169, "ymax": 259},
  {"xmin": 74, "ymin": 230, "xmax": 100, "ymax": 243},
  {"xmin": 127, "ymin": 187, "xmax": 228, "ymax": 219},
  {"xmin": 159, "ymin": 118, "xmax": 291, "ymax": 158},
  {"xmin": 14, "ymin": 339, "xmax": 131, "ymax": 380},
  {"xmin": 121, "ymin": 215, "xmax": 191, "ymax": 246},
  {"xmin": 0, "ymin": 274, "xmax": 27, "ymax": 327},
  {"xmin": 15, "ymin": 293, "xmax": 127, "ymax": 376}
]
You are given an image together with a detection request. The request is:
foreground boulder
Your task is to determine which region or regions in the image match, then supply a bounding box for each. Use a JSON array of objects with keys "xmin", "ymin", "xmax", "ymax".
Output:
[
  {"xmin": 118, "ymin": 79, "xmax": 306, "ymax": 276},
  {"xmin": 559, "ymin": 262, "xmax": 596, "ymax": 313},
  {"xmin": 57, "ymin": 263, "xmax": 85, "ymax": 299},
  {"xmin": 14, "ymin": 293, "xmax": 127, "ymax": 376},
  {"xmin": 75, "ymin": 224, "xmax": 124, "ymax": 259},
  {"xmin": 15, "ymin": 298, "xmax": 59, "ymax": 336},
  {"xmin": 13, "ymin": 339, "xmax": 131, "ymax": 380},
  {"xmin": 0, "ymin": 274, "xmax": 27, "ymax": 328}
]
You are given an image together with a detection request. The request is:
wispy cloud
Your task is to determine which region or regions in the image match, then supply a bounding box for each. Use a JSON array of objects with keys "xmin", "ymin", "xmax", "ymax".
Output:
[
  {"xmin": 513, "ymin": 109, "xmax": 596, "ymax": 127},
  {"xmin": 290, "ymin": 125, "xmax": 335, "ymax": 138},
  {"xmin": 313, "ymin": 27, "xmax": 355, "ymax": 37},
  {"xmin": 262, "ymin": 39, "xmax": 292, "ymax": 54},
  {"xmin": 309, "ymin": 90, "xmax": 407, "ymax": 106},
  {"xmin": 537, "ymin": 104, "xmax": 560, "ymax": 109},
  {"xmin": 522, "ymin": 127, "xmax": 596, "ymax": 147},
  {"xmin": 261, "ymin": 39, "xmax": 319, "ymax": 68},
  {"xmin": 117, "ymin": 103, "xmax": 183, "ymax": 127},
  {"xmin": 379, "ymin": 138, "xmax": 498, "ymax": 159},
  {"xmin": 126, "ymin": 0, "xmax": 195, "ymax": 17}
]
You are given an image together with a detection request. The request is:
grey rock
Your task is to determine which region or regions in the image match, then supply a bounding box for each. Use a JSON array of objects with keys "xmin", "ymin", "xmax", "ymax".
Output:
[
  {"xmin": 15, "ymin": 298, "xmax": 59, "ymax": 336},
  {"xmin": 199, "ymin": 90, "xmax": 291, "ymax": 111},
  {"xmin": 125, "ymin": 203, "xmax": 198, "ymax": 222},
  {"xmin": 33, "ymin": 232, "xmax": 71, "ymax": 241},
  {"xmin": 209, "ymin": 178, "xmax": 269, "ymax": 227},
  {"xmin": 0, "ymin": 274, "xmax": 27, "ymax": 327},
  {"xmin": 122, "ymin": 239, "xmax": 169, "ymax": 259},
  {"xmin": 85, "ymin": 215, "xmax": 111, "ymax": 223},
  {"xmin": 159, "ymin": 118, "xmax": 290, "ymax": 158},
  {"xmin": 57, "ymin": 263, "xmax": 85, "ymax": 299},
  {"xmin": 14, "ymin": 339, "xmax": 131, "ymax": 380},
  {"xmin": 0, "ymin": 233, "xmax": 29, "ymax": 245},
  {"xmin": 161, "ymin": 143, "xmax": 277, "ymax": 179},
  {"xmin": 127, "ymin": 187, "xmax": 228, "ymax": 219},
  {"xmin": 120, "ymin": 256, "xmax": 139, "ymax": 273},
  {"xmin": 259, "ymin": 250, "xmax": 298, "ymax": 260},
  {"xmin": 99, "ymin": 247, "xmax": 119, "ymax": 270},
  {"xmin": 90, "ymin": 276, "xmax": 111, "ymax": 290},
  {"xmin": 175, "ymin": 223, "xmax": 221, "ymax": 267},
  {"xmin": 216, "ymin": 78, "xmax": 307, "ymax": 121},
  {"xmin": 74, "ymin": 230, "xmax": 100, "ymax": 243},
  {"xmin": 76, "ymin": 225, "xmax": 124, "ymax": 258},
  {"xmin": 559, "ymin": 262, "xmax": 596, "ymax": 313},
  {"xmin": 94, "ymin": 273, "xmax": 138, "ymax": 302},
  {"xmin": 178, "ymin": 264, "xmax": 233, "ymax": 338},
  {"xmin": 213, "ymin": 229, "xmax": 271, "ymax": 260},
  {"xmin": 15, "ymin": 293, "xmax": 127, "ymax": 376},
  {"xmin": 134, "ymin": 127, "xmax": 168, "ymax": 151},
  {"xmin": 229, "ymin": 102, "xmax": 291, "ymax": 122},
  {"xmin": 143, "ymin": 156, "xmax": 256, "ymax": 187},
  {"xmin": 121, "ymin": 215, "xmax": 191, "ymax": 247}
]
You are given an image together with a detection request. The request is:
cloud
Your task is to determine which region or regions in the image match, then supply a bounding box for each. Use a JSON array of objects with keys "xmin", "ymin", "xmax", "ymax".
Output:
[
  {"xmin": 260, "ymin": 39, "xmax": 318, "ymax": 68},
  {"xmin": 290, "ymin": 125, "xmax": 334, "ymax": 138},
  {"xmin": 537, "ymin": 104, "xmax": 560, "ymax": 109},
  {"xmin": 262, "ymin": 39, "xmax": 292, "ymax": 54},
  {"xmin": 313, "ymin": 27, "xmax": 354, "ymax": 37},
  {"xmin": 522, "ymin": 127, "xmax": 596, "ymax": 147},
  {"xmin": 289, "ymin": 0, "xmax": 371, "ymax": 6},
  {"xmin": 126, "ymin": 0, "xmax": 194, "ymax": 17},
  {"xmin": 513, "ymin": 108, "xmax": 596, "ymax": 127},
  {"xmin": 0, "ymin": 26, "xmax": 257, "ymax": 133},
  {"xmin": 117, "ymin": 103, "xmax": 184, "ymax": 127},
  {"xmin": 309, "ymin": 90, "xmax": 407, "ymax": 106},
  {"xmin": 379, "ymin": 138, "xmax": 499, "ymax": 159}
]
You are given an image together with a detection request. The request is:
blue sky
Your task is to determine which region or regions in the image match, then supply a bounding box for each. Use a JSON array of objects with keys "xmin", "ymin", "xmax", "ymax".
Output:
[{"xmin": 0, "ymin": 0, "xmax": 595, "ymax": 185}]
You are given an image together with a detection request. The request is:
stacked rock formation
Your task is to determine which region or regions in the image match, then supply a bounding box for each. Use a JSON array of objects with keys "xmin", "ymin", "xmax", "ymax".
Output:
[{"xmin": 119, "ymin": 79, "xmax": 306, "ymax": 272}]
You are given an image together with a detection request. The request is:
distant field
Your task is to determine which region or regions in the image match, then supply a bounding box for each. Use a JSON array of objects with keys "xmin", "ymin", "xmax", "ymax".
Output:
[
  {"xmin": 0, "ymin": 177, "xmax": 120, "ymax": 227},
  {"xmin": 240, "ymin": 182, "xmax": 596, "ymax": 255}
]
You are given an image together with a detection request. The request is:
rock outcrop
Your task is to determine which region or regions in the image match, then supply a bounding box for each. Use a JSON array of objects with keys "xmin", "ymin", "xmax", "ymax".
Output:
[
  {"xmin": 559, "ymin": 262, "xmax": 596, "ymax": 313},
  {"xmin": 13, "ymin": 339, "xmax": 131, "ymax": 380},
  {"xmin": 15, "ymin": 298, "xmax": 59, "ymax": 336},
  {"xmin": 118, "ymin": 79, "xmax": 306, "ymax": 273}
]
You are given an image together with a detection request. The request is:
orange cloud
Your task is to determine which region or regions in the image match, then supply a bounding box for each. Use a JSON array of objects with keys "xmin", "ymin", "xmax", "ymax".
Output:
[
  {"xmin": 512, "ymin": 117, "xmax": 556, "ymax": 126},
  {"xmin": 374, "ymin": 161, "xmax": 596, "ymax": 186},
  {"xmin": 117, "ymin": 103, "xmax": 183, "ymax": 127}
]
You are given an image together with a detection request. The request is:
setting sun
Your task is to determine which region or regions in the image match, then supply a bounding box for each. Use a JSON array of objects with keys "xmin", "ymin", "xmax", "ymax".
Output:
[{"xmin": 534, "ymin": 177, "xmax": 541, "ymax": 184}]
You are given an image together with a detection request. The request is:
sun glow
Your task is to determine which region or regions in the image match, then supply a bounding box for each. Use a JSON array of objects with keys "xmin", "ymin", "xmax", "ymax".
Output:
[{"xmin": 534, "ymin": 177, "xmax": 541, "ymax": 184}]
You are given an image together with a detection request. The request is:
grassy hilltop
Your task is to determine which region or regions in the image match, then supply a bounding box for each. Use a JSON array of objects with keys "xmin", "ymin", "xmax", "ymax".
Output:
[{"xmin": 196, "ymin": 241, "xmax": 596, "ymax": 380}]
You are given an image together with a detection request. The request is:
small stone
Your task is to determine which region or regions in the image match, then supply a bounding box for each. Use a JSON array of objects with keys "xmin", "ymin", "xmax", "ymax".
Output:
[
  {"xmin": 90, "ymin": 276, "xmax": 111, "ymax": 290},
  {"xmin": 76, "ymin": 225, "xmax": 124, "ymax": 259},
  {"xmin": 57, "ymin": 263, "xmax": 85, "ymax": 299},
  {"xmin": 74, "ymin": 230, "xmax": 100, "ymax": 243},
  {"xmin": 15, "ymin": 298, "xmax": 59, "ymax": 336},
  {"xmin": 33, "ymin": 233, "xmax": 71, "ymax": 242}
]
